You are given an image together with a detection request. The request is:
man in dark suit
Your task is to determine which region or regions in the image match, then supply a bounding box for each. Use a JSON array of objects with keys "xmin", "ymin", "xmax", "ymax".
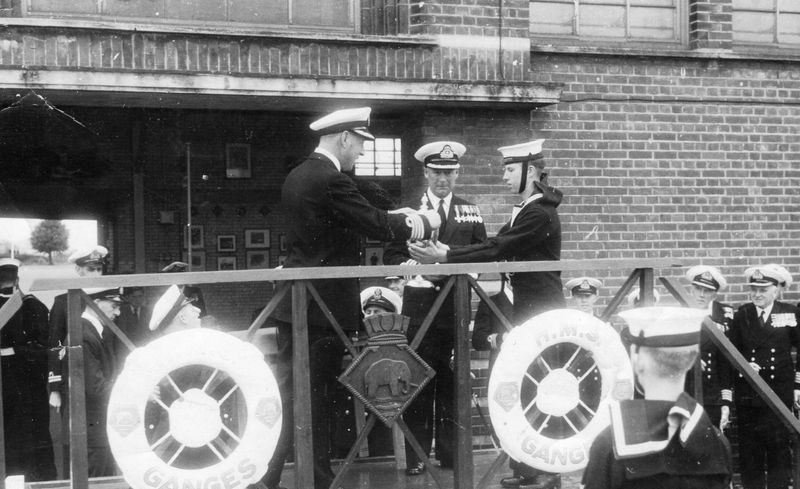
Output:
[
  {"xmin": 682, "ymin": 265, "xmax": 734, "ymax": 429},
  {"xmin": 79, "ymin": 289, "xmax": 122, "ymax": 477},
  {"xmin": 410, "ymin": 139, "xmax": 564, "ymax": 489},
  {"xmin": 113, "ymin": 286, "xmax": 151, "ymax": 367},
  {"xmin": 384, "ymin": 140, "xmax": 486, "ymax": 475},
  {"xmin": 0, "ymin": 258, "xmax": 56, "ymax": 481},
  {"xmin": 727, "ymin": 264, "xmax": 800, "ymax": 489},
  {"xmin": 264, "ymin": 107, "xmax": 441, "ymax": 489}
]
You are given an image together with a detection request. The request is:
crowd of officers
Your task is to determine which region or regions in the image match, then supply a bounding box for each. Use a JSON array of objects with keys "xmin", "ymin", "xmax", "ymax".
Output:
[{"xmin": 0, "ymin": 105, "xmax": 798, "ymax": 489}]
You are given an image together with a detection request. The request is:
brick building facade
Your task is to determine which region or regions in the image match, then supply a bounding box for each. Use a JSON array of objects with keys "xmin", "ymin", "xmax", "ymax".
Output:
[{"xmin": 0, "ymin": 0, "xmax": 798, "ymax": 455}]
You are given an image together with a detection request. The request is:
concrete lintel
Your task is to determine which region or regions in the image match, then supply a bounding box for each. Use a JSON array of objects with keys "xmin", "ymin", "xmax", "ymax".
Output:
[{"xmin": 0, "ymin": 69, "xmax": 562, "ymax": 111}]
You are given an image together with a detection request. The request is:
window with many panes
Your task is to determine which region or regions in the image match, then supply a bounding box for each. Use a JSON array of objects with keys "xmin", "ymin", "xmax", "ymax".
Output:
[
  {"xmin": 530, "ymin": 0, "xmax": 685, "ymax": 46},
  {"xmin": 26, "ymin": 0, "xmax": 356, "ymax": 30},
  {"xmin": 733, "ymin": 0, "xmax": 800, "ymax": 47},
  {"xmin": 355, "ymin": 138, "xmax": 402, "ymax": 177}
]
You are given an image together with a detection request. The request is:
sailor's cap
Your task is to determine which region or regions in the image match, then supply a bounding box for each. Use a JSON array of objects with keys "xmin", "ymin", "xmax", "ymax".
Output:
[
  {"xmin": 0, "ymin": 258, "xmax": 21, "ymax": 270},
  {"xmin": 626, "ymin": 287, "xmax": 661, "ymax": 307},
  {"xmin": 360, "ymin": 286, "xmax": 402, "ymax": 314},
  {"xmin": 88, "ymin": 288, "xmax": 123, "ymax": 303},
  {"xmin": 149, "ymin": 285, "xmax": 196, "ymax": 331},
  {"xmin": 685, "ymin": 265, "xmax": 726, "ymax": 291},
  {"xmin": 619, "ymin": 306, "xmax": 707, "ymax": 348},
  {"xmin": 414, "ymin": 141, "xmax": 466, "ymax": 170},
  {"xmin": 745, "ymin": 264, "xmax": 793, "ymax": 288},
  {"xmin": 309, "ymin": 107, "xmax": 374, "ymax": 141},
  {"xmin": 68, "ymin": 246, "xmax": 108, "ymax": 267},
  {"xmin": 161, "ymin": 261, "xmax": 189, "ymax": 273},
  {"xmin": 498, "ymin": 139, "xmax": 546, "ymax": 169},
  {"xmin": 565, "ymin": 277, "xmax": 602, "ymax": 297}
]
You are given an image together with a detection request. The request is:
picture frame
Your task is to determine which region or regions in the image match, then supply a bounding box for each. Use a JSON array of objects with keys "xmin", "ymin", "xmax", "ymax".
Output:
[
  {"xmin": 226, "ymin": 143, "xmax": 251, "ymax": 179},
  {"xmin": 364, "ymin": 246, "xmax": 384, "ymax": 266},
  {"xmin": 279, "ymin": 234, "xmax": 287, "ymax": 252},
  {"xmin": 217, "ymin": 234, "xmax": 236, "ymax": 252},
  {"xmin": 246, "ymin": 250, "xmax": 270, "ymax": 269},
  {"xmin": 245, "ymin": 229, "xmax": 270, "ymax": 249},
  {"xmin": 217, "ymin": 256, "xmax": 237, "ymax": 271},
  {"xmin": 183, "ymin": 225, "xmax": 204, "ymax": 249},
  {"xmin": 181, "ymin": 251, "xmax": 206, "ymax": 271}
]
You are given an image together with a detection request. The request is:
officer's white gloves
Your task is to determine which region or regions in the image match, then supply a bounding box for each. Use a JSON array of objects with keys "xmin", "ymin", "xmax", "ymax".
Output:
[
  {"xmin": 49, "ymin": 391, "xmax": 61, "ymax": 412},
  {"xmin": 719, "ymin": 406, "xmax": 730, "ymax": 431}
]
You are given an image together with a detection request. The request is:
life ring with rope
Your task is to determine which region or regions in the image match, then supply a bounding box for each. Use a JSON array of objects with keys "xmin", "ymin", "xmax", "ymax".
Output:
[
  {"xmin": 107, "ymin": 328, "xmax": 281, "ymax": 489},
  {"xmin": 488, "ymin": 309, "xmax": 633, "ymax": 473}
]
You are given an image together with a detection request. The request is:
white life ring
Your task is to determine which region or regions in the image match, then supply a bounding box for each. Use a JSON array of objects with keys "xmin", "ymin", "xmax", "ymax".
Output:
[
  {"xmin": 107, "ymin": 328, "xmax": 282, "ymax": 489},
  {"xmin": 488, "ymin": 309, "xmax": 633, "ymax": 473}
]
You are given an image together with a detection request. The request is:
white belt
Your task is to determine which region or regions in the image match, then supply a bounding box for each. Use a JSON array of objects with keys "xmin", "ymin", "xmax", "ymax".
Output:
[{"xmin": 0, "ymin": 347, "xmax": 15, "ymax": 357}]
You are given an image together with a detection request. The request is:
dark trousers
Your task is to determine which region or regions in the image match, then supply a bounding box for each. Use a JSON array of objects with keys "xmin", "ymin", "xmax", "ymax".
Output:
[
  {"xmin": 87, "ymin": 445, "xmax": 115, "ymax": 477},
  {"xmin": 404, "ymin": 327, "xmax": 455, "ymax": 467},
  {"xmin": 263, "ymin": 321, "xmax": 347, "ymax": 489},
  {"xmin": 737, "ymin": 404, "xmax": 791, "ymax": 489}
]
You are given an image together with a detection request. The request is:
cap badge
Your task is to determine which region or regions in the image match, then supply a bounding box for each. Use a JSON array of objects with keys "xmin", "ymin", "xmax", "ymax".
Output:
[
  {"xmin": 753, "ymin": 270, "xmax": 764, "ymax": 280},
  {"xmin": 701, "ymin": 271, "xmax": 713, "ymax": 281},
  {"xmin": 440, "ymin": 145, "xmax": 454, "ymax": 159},
  {"xmin": 373, "ymin": 289, "xmax": 382, "ymax": 299},
  {"xmin": 580, "ymin": 280, "xmax": 591, "ymax": 290}
]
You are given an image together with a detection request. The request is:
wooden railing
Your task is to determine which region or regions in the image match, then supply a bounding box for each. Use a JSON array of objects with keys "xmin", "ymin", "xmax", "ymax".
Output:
[{"xmin": 5, "ymin": 257, "xmax": 770, "ymax": 489}]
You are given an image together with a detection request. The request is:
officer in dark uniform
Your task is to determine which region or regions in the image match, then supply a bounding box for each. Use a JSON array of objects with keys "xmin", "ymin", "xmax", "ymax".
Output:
[
  {"xmin": 384, "ymin": 140, "xmax": 487, "ymax": 475},
  {"xmin": 79, "ymin": 288, "xmax": 122, "ymax": 477},
  {"xmin": 0, "ymin": 258, "xmax": 56, "ymax": 481},
  {"xmin": 264, "ymin": 107, "xmax": 441, "ymax": 489},
  {"xmin": 47, "ymin": 245, "xmax": 107, "ymax": 475},
  {"xmin": 410, "ymin": 139, "xmax": 564, "ymax": 489},
  {"xmin": 682, "ymin": 265, "xmax": 734, "ymax": 429},
  {"xmin": 582, "ymin": 307, "xmax": 732, "ymax": 489},
  {"xmin": 564, "ymin": 277, "xmax": 602, "ymax": 317},
  {"xmin": 727, "ymin": 264, "xmax": 800, "ymax": 489}
]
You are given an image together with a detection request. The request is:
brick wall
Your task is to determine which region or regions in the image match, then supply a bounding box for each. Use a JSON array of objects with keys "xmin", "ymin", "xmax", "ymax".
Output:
[{"xmin": 526, "ymin": 54, "xmax": 800, "ymax": 309}]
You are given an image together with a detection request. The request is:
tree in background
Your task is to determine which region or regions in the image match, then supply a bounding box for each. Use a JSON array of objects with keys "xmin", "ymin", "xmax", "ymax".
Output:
[{"xmin": 30, "ymin": 220, "xmax": 69, "ymax": 264}]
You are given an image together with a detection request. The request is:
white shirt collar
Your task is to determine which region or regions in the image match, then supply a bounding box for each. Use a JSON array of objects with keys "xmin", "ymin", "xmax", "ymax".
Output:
[
  {"xmin": 518, "ymin": 193, "xmax": 543, "ymax": 209},
  {"xmin": 426, "ymin": 190, "xmax": 452, "ymax": 216},
  {"xmin": 757, "ymin": 303, "xmax": 774, "ymax": 318},
  {"xmin": 82, "ymin": 310, "xmax": 104, "ymax": 338},
  {"xmin": 314, "ymin": 147, "xmax": 341, "ymax": 172},
  {"xmin": 503, "ymin": 285, "xmax": 514, "ymax": 304}
]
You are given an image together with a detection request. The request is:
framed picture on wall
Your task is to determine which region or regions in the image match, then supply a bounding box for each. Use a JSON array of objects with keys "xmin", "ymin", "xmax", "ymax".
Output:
[
  {"xmin": 226, "ymin": 143, "xmax": 251, "ymax": 179},
  {"xmin": 183, "ymin": 225, "xmax": 204, "ymax": 249},
  {"xmin": 217, "ymin": 256, "xmax": 237, "ymax": 271},
  {"xmin": 364, "ymin": 247, "xmax": 384, "ymax": 266},
  {"xmin": 246, "ymin": 250, "xmax": 270, "ymax": 269},
  {"xmin": 217, "ymin": 235, "xmax": 236, "ymax": 252},
  {"xmin": 181, "ymin": 251, "xmax": 206, "ymax": 271},
  {"xmin": 245, "ymin": 229, "xmax": 270, "ymax": 248}
]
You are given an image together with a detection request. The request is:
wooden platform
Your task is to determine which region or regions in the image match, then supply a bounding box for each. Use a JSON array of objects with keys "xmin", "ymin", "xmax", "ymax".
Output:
[{"xmin": 28, "ymin": 452, "xmax": 585, "ymax": 489}]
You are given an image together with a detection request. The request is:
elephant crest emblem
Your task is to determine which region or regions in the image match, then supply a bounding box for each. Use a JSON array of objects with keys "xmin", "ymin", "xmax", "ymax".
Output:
[{"xmin": 339, "ymin": 312, "xmax": 435, "ymax": 427}]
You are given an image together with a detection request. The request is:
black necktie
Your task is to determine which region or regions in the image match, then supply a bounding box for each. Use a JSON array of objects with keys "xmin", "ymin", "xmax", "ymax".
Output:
[
  {"xmin": 759, "ymin": 311, "xmax": 766, "ymax": 327},
  {"xmin": 437, "ymin": 200, "xmax": 447, "ymax": 235}
]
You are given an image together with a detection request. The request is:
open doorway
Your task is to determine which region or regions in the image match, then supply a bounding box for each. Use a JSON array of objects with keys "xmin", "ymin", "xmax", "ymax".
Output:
[{"xmin": 0, "ymin": 217, "xmax": 98, "ymax": 307}]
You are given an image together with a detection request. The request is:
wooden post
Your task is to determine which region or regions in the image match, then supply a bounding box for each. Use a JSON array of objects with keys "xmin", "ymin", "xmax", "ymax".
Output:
[
  {"xmin": 453, "ymin": 274, "xmax": 473, "ymax": 489},
  {"xmin": 639, "ymin": 267, "xmax": 655, "ymax": 306},
  {"xmin": 67, "ymin": 290, "xmax": 88, "ymax": 489},
  {"xmin": 291, "ymin": 281, "xmax": 314, "ymax": 489}
]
